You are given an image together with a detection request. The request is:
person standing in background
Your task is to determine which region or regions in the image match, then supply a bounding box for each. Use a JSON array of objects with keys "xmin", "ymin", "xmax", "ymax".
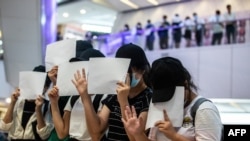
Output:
[
  {"xmin": 224, "ymin": 4, "xmax": 237, "ymax": 44},
  {"xmin": 134, "ymin": 22, "xmax": 144, "ymax": 47},
  {"xmin": 121, "ymin": 24, "xmax": 131, "ymax": 45},
  {"xmin": 183, "ymin": 16, "xmax": 194, "ymax": 47},
  {"xmin": 158, "ymin": 15, "xmax": 170, "ymax": 49},
  {"xmin": 193, "ymin": 13, "xmax": 205, "ymax": 47},
  {"xmin": 210, "ymin": 10, "xmax": 224, "ymax": 45},
  {"xmin": 172, "ymin": 14, "xmax": 182, "ymax": 48},
  {"xmin": 145, "ymin": 20, "xmax": 155, "ymax": 51}
]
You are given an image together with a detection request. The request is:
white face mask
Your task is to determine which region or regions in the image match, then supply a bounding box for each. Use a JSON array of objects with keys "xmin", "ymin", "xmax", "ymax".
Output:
[{"xmin": 130, "ymin": 73, "xmax": 140, "ymax": 87}]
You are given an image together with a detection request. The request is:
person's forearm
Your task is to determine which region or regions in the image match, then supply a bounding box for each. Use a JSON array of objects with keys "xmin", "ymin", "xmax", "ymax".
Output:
[
  {"xmin": 118, "ymin": 100, "xmax": 135, "ymax": 141},
  {"xmin": 50, "ymin": 102, "xmax": 68, "ymax": 139},
  {"xmin": 3, "ymin": 102, "xmax": 16, "ymax": 123},
  {"xmin": 36, "ymin": 106, "xmax": 46, "ymax": 130},
  {"xmin": 134, "ymin": 132, "xmax": 150, "ymax": 141},
  {"xmin": 81, "ymin": 94, "xmax": 105, "ymax": 140}
]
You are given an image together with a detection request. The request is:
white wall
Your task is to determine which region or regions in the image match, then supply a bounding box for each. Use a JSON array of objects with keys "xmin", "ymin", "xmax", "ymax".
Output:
[
  {"xmin": 0, "ymin": 0, "xmax": 43, "ymax": 89},
  {"xmin": 145, "ymin": 43, "xmax": 250, "ymax": 99},
  {"xmin": 113, "ymin": 0, "xmax": 250, "ymax": 32}
]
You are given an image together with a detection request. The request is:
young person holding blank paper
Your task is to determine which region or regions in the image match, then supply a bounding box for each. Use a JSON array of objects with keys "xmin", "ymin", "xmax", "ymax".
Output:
[
  {"xmin": 72, "ymin": 43, "xmax": 153, "ymax": 141},
  {"xmin": 0, "ymin": 65, "xmax": 53, "ymax": 141},
  {"xmin": 122, "ymin": 57, "xmax": 223, "ymax": 141}
]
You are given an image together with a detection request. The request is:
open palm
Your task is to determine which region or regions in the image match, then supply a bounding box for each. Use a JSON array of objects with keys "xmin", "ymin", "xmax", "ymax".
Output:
[{"xmin": 72, "ymin": 68, "xmax": 88, "ymax": 96}]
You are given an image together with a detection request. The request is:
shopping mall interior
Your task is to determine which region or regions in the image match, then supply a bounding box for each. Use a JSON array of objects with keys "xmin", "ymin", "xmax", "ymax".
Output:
[{"xmin": 0, "ymin": 0, "xmax": 250, "ymax": 139}]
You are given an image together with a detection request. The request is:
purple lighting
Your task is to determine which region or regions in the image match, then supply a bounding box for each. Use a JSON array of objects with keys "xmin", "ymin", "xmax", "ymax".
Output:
[{"xmin": 41, "ymin": 0, "xmax": 57, "ymax": 64}]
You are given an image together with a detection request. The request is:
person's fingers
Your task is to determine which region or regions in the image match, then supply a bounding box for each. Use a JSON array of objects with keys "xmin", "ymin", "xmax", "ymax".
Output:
[
  {"xmin": 121, "ymin": 117, "xmax": 127, "ymax": 127},
  {"xmin": 154, "ymin": 120, "xmax": 164, "ymax": 127},
  {"xmin": 163, "ymin": 109, "xmax": 170, "ymax": 121},
  {"xmin": 71, "ymin": 79, "xmax": 76, "ymax": 86},
  {"xmin": 77, "ymin": 70, "xmax": 81, "ymax": 80},
  {"xmin": 125, "ymin": 73, "xmax": 130, "ymax": 86},
  {"xmin": 131, "ymin": 106, "xmax": 137, "ymax": 118},
  {"xmin": 82, "ymin": 68, "xmax": 86, "ymax": 79},
  {"xmin": 125, "ymin": 106, "xmax": 132, "ymax": 119}
]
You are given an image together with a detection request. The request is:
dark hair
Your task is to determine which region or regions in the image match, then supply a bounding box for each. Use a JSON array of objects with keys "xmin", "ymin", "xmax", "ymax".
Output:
[
  {"xmin": 216, "ymin": 10, "xmax": 220, "ymax": 15},
  {"xmin": 226, "ymin": 4, "xmax": 231, "ymax": 9},
  {"xmin": 33, "ymin": 65, "xmax": 52, "ymax": 88},
  {"xmin": 163, "ymin": 15, "xmax": 167, "ymax": 19},
  {"xmin": 115, "ymin": 43, "xmax": 151, "ymax": 87}
]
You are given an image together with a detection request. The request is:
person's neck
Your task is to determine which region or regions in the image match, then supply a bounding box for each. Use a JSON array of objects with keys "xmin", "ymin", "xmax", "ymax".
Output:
[
  {"xmin": 184, "ymin": 91, "xmax": 197, "ymax": 107},
  {"xmin": 129, "ymin": 82, "xmax": 147, "ymax": 98}
]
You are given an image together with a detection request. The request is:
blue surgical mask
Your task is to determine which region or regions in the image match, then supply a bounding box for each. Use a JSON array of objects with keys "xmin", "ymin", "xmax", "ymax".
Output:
[{"xmin": 130, "ymin": 73, "xmax": 140, "ymax": 87}]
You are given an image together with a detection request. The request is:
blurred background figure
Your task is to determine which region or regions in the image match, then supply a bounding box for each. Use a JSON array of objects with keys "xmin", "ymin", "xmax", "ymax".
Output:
[
  {"xmin": 183, "ymin": 16, "xmax": 194, "ymax": 47},
  {"xmin": 224, "ymin": 4, "xmax": 236, "ymax": 44},
  {"xmin": 121, "ymin": 24, "xmax": 131, "ymax": 45},
  {"xmin": 158, "ymin": 15, "xmax": 170, "ymax": 49},
  {"xmin": 193, "ymin": 13, "xmax": 205, "ymax": 46},
  {"xmin": 172, "ymin": 14, "xmax": 182, "ymax": 48},
  {"xmin": 134, "ymin": 22, "xmax": 144, "ymax": 47},
  {"xmin": 210, "ymin": 10, "xmax": 224, "ymax": 45},
  {"xmin": 145, "ymin": 19, "xmax": 155, "ymax": 51}
]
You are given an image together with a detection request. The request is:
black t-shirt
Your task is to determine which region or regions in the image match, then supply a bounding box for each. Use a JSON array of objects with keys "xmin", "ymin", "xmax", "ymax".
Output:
[{"xmin": 102, "ymin": 87, "xmax": 152, "ymax": 141}]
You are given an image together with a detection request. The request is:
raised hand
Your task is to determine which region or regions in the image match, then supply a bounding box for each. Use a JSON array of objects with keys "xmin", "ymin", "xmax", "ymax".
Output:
[
  {"xmin": 71, "ymin": 68, "xmax": 88, "ymax": 96},
  {"xmin": 154, "ymin": 110, "xmax": 177, "ymax": 140},
  {"xmin": 122, "ymin": 106, "xmax": 144, "ymax": 136},
  {"xmin": 48, "ymin": 66, "xmax": 58, "ymax": 85},
  {"xmin": 116, "ymin": 74, "xmax": 130, "ymax": 101},
  {"xmin": 48, "ymin": 86, "xmax": 59, "ymax": 104},
  {"xmin": 35, "ymin": 95, "xmax": 44, "ymax": 109},
  {"xmin": 10, "ymin": 88, "xmax": 20, "ymax": 103}
]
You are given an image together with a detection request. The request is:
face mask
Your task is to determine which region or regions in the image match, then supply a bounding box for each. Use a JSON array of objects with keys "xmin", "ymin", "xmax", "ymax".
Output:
[{"xmin": 130, "ymin": 73, "xmax": 140, "ymax": 87}]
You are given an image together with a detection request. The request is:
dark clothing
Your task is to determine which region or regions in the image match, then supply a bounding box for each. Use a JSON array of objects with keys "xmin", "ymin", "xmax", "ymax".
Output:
[
  {"xmin": 172, "ymin": 22, "xmax": 182, "ymax": 44},
  {"xmin": 102, "ymin": 87, "xmax": 152, "ymax": 141},
  {"xmin": 195, "ymin": 29, "xmax": 203, "ymax": 46},
  {"xmin": 145, "ymin": 24, "xmax": 155, "ymax": 51},
  {"xmin": 136, "ymin": 27, "xmax": 143, "ymax": 36},
  {"xmin": 211, "ymin": 32, "xmax": 223, "ymax": 45},
  {"xmin": 226, "ymin": 24, "xmax": 236, "ymax": 44},
  {"xmin": 158, "ymin": 21, "xmax": 170, "ymax": 49},
  {"xmin": 184, "ymin": 29, "xmax": 192, "ymax": 40}
]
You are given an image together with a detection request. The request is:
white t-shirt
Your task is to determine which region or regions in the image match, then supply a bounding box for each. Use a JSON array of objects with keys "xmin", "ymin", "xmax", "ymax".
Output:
[
  {"xmin": 224, "ymin": 13, "xmax": 236, "ymax": 23},
  {"xmin": 154, "ymin": 95, "xmax": 223, "ymax": 141},
  {"xmin": 209, "ymin": 15, "xmax": 224, "ymax": 33},
  {"xmin": 64, "ymin": 94, "xmax": 107, "ymax": 141}
]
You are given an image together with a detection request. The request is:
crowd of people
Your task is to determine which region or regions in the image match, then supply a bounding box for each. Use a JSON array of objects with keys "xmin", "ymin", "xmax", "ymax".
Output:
[
  {"xmin": 118, "ymin": 4, "xmax": 246, "ymax": 50},
  {"xmin": 0, "ymin": 39, "xmax": 223, "ymax": 141}
]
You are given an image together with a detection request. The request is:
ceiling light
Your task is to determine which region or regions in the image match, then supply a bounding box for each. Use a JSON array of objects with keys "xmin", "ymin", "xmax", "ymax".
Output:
[
  {"xmin": 62, "ymin": 12, "xmax": 69, "ymax": 18},
  {"xmin": 0, "ymin": 40, "xmax": 2, "ymax": 46},
  {"xmin": 147, "ymin": 0, "xmax": 159, "ymax": 5},
  {"xmin": 120, "ymin": 0, "xmax": 139, "ymax": 9},
  {"xmin": 5, "ymin": 97, "xmax": 11, "ymax": 104},
  {"xmin": 80, "ymin": 9, "xmax": 86, "ymax": 14}
]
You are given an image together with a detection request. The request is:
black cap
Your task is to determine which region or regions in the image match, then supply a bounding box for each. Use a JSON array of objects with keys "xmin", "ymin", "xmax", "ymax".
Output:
[
  {"xmin": 115, "ymin": 43, "xmax": 149, "ymax": 69},
  {"xmin": 150, "ymin": 57, "xmax": 186, "ymax": 103},
  {"xmin": 75, "ymin": 40, "xmax": 93, "ymax": 58},
  {"xmin": 70, "ymin": 48, "xmax": 105, "ymax": 62},
  {"xmin": 33, "ymin": 65, "xmax": 45, "ymax": 72}
]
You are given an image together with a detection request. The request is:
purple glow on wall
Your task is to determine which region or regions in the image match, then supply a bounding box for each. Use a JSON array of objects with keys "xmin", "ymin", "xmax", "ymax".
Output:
[{"xmin": 41, "ymin": 0, "xmax": 57, "ymax": 64}]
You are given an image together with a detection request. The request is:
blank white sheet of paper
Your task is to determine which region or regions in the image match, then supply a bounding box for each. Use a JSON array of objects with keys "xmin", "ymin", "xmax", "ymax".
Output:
[
  {"xmin": 146, "ymin": 86, "xmax": 184, "ymax": 129},
  {"xmin": 45, "ymin": 39, "xmax": 76, "ymax": 72},
  {"xmin": 88, "ymin": 58, "xmax": 131, "ymax": 94},
  {"xmin": 19, "ymin": 71, "xmax": 47, "ymax": 100},
  {"xmin": 57, "ymin": 61, "xmax": 89, "ymax": 96}
]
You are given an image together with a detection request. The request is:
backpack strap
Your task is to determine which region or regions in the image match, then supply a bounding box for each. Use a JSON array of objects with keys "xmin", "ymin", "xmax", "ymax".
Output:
[
  {"xmin": 190, "ymin": 97, "xmax": 224, "ymax": 141},
  {"xmin": 190, "ymin": 97, "xmax": 211, "ymax": 126},
  {"xmin": 70, "ymin": 95, "xmax": 80, "ymax": 108}
]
